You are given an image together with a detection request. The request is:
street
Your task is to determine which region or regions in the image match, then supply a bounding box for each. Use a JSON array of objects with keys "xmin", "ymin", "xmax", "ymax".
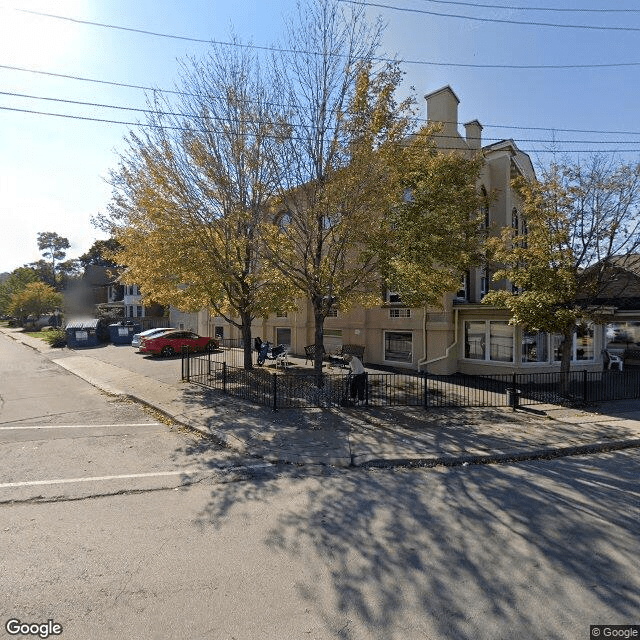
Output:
[{"xmin": 1, "ymin": 333, "xmax": 639, "ymax": 639}]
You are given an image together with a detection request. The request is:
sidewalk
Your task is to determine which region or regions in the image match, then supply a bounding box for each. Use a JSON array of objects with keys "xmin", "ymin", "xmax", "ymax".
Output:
[{"xmin": 4, "ymin": 326, "xmax": 640, "ymax": 468}]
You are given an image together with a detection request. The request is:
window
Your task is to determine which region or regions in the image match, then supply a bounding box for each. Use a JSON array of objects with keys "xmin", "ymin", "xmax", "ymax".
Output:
[
  {"xmin": 275, "ymin": 327, "xmax": 291, "ymax": 347},
  {"xmin": 214, "ymin": 326, "xmax": 224, "ymax": 339},
  {"xmin": 389, "ymin": 308, "xmax": 411, "ymax": 318},
  {"xmin": 480, "ymin": 269, "xmax": 490, "ymax": 299},
  {"xmin": 465, "ymin": 321, "xmax": 486, "ymax": 360},
  {"xmin": 456, "ymin": 273, "xmax": 468, "ymax": 301},
  {"xmin": 326, "ymin": 308, "xmax": 338, "ymax": 318},
  {"xmin": 490, "ymin": 322, "xmax": 514, "ymax": 362},
  {"xmin": 384, "ymin": 331, "xmax": 413, "ymax": 363},
  {"xmin": 512, "ymin": 208, "xmax": 519, "ymax": 235},
  {"xmin": 522, "ymin": 331, "xmax": 548, "ymax": 363},
  {"xmin": 464, "ymin": 321, "xmax": 513, "ymax": 362},
  {"xmin": 136, "ymin": 306, "xmax": 142, "ymax": 317},
  {"xmin": 480, "ymin": 186, "xmax": 490, "ymax": 229},
  {"xmin": 576, "ymin": 323, "xmax": 595, "ymax": 361},
  {"xmin": 386, "ymin": 290, "xmax": 402, "ymax": 304}
]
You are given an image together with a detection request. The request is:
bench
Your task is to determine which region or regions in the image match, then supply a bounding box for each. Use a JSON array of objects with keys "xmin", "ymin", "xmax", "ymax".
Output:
[{"xmin": 304, "ymin": 344, "xmax": 326, "ymax": 365}]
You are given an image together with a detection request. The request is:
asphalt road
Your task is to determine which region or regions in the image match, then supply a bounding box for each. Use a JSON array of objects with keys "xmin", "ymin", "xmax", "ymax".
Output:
[
  {"xmin": 1, "ymin": 333, "xmax": 639, "ymax": 639},
  {"xmin": 0, "ymin": 332, "xmax": 246, "ymax": 502}
]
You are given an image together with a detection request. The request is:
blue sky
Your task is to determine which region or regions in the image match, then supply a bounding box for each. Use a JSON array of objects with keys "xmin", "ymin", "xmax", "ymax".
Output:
[{"xmin": 1, "ymin": 0, "xmax": 639, "ymax": 273}]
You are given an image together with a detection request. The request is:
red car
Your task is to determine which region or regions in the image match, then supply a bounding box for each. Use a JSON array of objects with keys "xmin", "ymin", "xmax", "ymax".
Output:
[{"xmin": 139, "ymin": 330, "xmax": 219, "ymax": 357}]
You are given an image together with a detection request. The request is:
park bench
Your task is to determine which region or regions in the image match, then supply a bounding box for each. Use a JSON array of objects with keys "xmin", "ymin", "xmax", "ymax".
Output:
[{"xmin": 304, "ymin": 343, "xmax": 326, "ymax": 365}]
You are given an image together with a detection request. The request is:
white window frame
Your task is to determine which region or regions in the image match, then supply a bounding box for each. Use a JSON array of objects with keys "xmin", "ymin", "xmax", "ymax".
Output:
[
  {"xmin": 389, "ymin": 308, "xmax": 411, "ymax": 318},
  {"xmin": 463, "ymin": 320, "xmax": 514, "ymax": 363}
]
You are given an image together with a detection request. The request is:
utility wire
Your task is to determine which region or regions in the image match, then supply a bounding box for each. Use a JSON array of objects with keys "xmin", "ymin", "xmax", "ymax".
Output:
[
  {"xmin": 7, "ymin": 5, "xmax": 640, "ymax": 57},
  {"xmin": 4, "ymin": 88, "xmax": 640, "ymax": 145},
  {"xmin": 2, "ymin": 104, "xmax": 640, "ymax": 154},
  {"xmin": 3, "ymin": 71, "xmax": 640, "ymax": 137},
  {"xmin": 413, "ymin": 0, "xmax": 640, "ymax": 14},
  {"xmin": 341, "ymin": 0, "xmax": 640, "ymax": 31}
]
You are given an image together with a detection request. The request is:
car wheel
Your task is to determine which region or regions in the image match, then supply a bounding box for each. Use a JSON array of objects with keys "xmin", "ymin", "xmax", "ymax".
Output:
[
  {"xmin": 161, "ymin": 346, "xmax": 175, "ymax": 357},
  {"xmin": 205, "ymin": 341, "xmax": 217, "ymax": 352}
]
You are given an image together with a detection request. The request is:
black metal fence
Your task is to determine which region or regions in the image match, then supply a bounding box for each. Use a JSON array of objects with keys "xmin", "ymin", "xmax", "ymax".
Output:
[{"xmin": 182, "ymin": 351, "xmax": 640, "ymax": 410}]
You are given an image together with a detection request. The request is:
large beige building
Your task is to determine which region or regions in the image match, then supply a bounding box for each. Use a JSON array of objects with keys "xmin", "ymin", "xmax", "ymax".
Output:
[{"xmin": 171, "ymin": 86, "xmax": 606, "ymax": 374}]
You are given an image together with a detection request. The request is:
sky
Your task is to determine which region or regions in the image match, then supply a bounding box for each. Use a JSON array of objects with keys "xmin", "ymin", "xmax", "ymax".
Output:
[{"xmin": 2, "ymin": 0, "xmax": 640, "ymax": 273}]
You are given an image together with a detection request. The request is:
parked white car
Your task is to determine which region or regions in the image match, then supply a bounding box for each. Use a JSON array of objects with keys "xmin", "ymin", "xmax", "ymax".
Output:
[{"xmin": 131, "ymin": 327, "xmax": 174, "ymax": 349}]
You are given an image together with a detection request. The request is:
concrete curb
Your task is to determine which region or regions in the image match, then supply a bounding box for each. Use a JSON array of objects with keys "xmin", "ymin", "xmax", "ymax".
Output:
[{"xmin": 356, "ymin": 438, "xmax": 640, "ymax": 469}]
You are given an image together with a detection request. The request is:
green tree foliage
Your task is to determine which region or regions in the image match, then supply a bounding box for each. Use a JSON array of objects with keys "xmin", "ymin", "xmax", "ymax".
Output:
[
  {"xmin": 0, "ymin": 267, "xmax": 40, "ymax": 315},
  {"xmin": 78, "ymin": 238, "xmax": 123, "ymax": 269},
  {"xmin": 36, "ymin": 231, "xmax": 71, "ymax": 288},
  {"xmin": 385, "ymin": 132, "xmax": 485, "ymax": 308},
  {"xmin": 484, "ymin": 155, "xmax": 640, "ymax": 372},
  {"xmin": 8, "ymin": 282, "xmax": 63, "ymax": 324}
]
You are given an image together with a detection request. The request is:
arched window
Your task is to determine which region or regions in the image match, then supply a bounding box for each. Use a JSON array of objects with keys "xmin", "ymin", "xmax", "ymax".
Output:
[{"xmin": 480, "ymin": 186, "xmax": 489, "ymax": 229}]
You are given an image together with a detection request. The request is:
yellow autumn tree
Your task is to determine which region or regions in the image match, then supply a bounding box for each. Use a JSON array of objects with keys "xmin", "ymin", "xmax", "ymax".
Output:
[
  {"xmin": 484, "ymin": 155, "xmax": 640, "ymax": 373},
  {"xmin": 8, "ymin": 282, "xmax": 63, "ymax": 325},
  {"xmin": 100, "ymin": 43, "xmax": 294, "ymax": 369}
]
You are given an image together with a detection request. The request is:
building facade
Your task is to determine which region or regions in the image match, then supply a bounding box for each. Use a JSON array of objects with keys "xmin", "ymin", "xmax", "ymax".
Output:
[{"xmin": 171, "ymin": 86, "xmax": 609, "ymax": 373}]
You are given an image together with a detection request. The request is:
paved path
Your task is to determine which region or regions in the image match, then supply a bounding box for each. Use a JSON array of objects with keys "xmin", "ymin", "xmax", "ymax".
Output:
[{"xmin": 4, "ymin": 326, "xmax": 640, "ymax": 467}]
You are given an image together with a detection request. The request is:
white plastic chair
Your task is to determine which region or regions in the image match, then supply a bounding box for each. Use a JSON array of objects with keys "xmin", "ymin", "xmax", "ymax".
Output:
[
  {"xmin": 275, "ymin": 350, "xmax": 289, "ymax": 370},
  {"xmin": 605, "ymin": 350, "xmax": 623, "ymax": 371}
]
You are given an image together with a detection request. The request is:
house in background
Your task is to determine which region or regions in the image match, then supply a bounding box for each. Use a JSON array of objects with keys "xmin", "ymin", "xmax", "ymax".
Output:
[
  {"xmin": 122, "ymin": 283, "xmax": 168, "ymax": 329},
  {"xmin": 171, "ymin": 86, "xmax": 611, "ymax": 374},
  {"xmin": 64, "ymin": 265, "xmax": 123, "ymax": 318}
]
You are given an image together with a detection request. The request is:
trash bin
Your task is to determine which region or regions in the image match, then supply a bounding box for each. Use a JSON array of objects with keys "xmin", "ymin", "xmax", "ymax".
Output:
[
  {"xmin": 506, "ymin": 387, "xmax": 520, "ymax": 408},
  {"xmin": 65, "ymin": 318, "xmax": 103, "ymax": 348},
  {"xmin": 109, "ymin": 322, "xmax": 141, "ymax": 345}
]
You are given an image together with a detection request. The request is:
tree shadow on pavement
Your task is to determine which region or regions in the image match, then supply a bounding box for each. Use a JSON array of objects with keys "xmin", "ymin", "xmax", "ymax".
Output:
[{"xmin": 181, "ymin": 444, "xmax": 640, "ymax": 640}]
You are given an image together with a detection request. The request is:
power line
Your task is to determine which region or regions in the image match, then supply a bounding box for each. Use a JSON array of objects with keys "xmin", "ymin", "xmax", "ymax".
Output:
[
  {"xmin": 2, "ymin": 104, "xmax": 640, "ymax": 155},
  {"xmin": 342, "ymin": 0, "xmax": 640, "ymax": 31},
  {"xmin": 412, "ymin": 0, "xmax": 640, "ymax": 14},
  {"xmin": 4, "ymin": 66, "xmax": 640, "ymax": 137},
  {"xmin": 6, "ymin": 89, "xmax": 640, "ymax": 144},
  {"xmin": 0, "ymin": 63, "xmax": 189, "ymax": 97},
  {"xmin": 7, "ymin": 5, "xmax": 640, "ymax": 67}
]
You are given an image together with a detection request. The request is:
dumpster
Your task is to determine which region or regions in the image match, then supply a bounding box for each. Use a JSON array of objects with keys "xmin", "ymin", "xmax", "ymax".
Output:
[
  {"xmin": 109, "ymin": 321, "xmax": 141, "ymax": 345},
  {"xmin": 65, "ymin": 318, "xmax": 105, "ymax": 348}
]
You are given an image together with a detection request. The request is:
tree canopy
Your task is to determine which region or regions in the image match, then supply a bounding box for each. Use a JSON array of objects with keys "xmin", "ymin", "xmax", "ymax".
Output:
[
  {"xmin": 484, "ymin": 154, "xmax": 640, "ymax": 371},
  {"xmin": 7, "ymin": 281, "xmax": 63, "ymax": 323}
]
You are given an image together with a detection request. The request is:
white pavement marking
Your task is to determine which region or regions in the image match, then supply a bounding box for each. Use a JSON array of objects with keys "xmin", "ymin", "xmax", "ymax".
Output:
[
  {"xmin": 0, "ymin": 469, "xmax": 199, "ymax": 489},
  {"xmin": 0, "ymin": 423, "xmax": 163, "ymax": 430},
  {"xmin": 0, "ymin": 463, "xmax": 275, "ymax": 489}
]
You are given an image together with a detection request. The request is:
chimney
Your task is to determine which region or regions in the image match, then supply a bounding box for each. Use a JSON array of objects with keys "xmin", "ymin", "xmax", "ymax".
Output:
[
  {"xmin": 464, "ymin": 119, "xmax": 483, "ymax": 150},
  {"xmin": 425, "ymin": 85, "xmax": 460, "ymax": 139}
]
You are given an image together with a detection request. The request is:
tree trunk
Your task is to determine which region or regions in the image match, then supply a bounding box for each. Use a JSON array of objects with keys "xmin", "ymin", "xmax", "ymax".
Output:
[
  {"xmin": 559, "ymin": 328, "xmax": 574, "ymax": 395},
  {"xmin": 313, "ymin": 303, "xmax": 325, "ymax": 380},
  {"xmin": 240, "ymin": 313, "xmax": 253, "ymax": 370}
]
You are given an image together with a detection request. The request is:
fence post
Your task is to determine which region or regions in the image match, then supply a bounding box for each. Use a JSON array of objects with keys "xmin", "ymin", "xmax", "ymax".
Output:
[
  {"xmin": 207, "ymin": 350, "xmax": 211, "ymax": 377},
  {"xmin": 222, "ymin": 362, "xmax": 227, "ymax": 394},
  {"xmin": 272, "ymin": 373, "xmax": 278, "ymax": 411},
  {"xmin": 511, "ymin": 372, "xmax": 517, "ymax": 411},
  {"xmin": 423, "ymin": 373, "xmax": 429, "ymax": 409},
  {"xmin": 583, "ymin": 369, "xmax": 588, "ymax": 402},
  {"xmin": 182, "ymin": 346, "xmax": 190, "ymax": 382}
]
